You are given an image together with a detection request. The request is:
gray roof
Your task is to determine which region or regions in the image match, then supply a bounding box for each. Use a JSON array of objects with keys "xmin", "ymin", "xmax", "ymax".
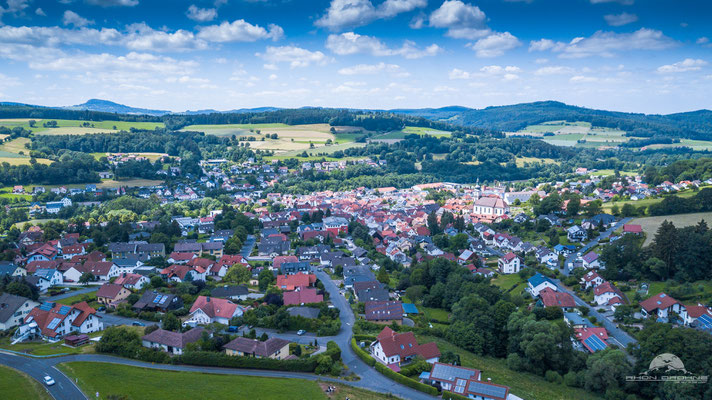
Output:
[
  {"xmin": 286, "ymin": 306, "xmax": 320, "ymax": 319},
  {"xmin": 142, "ymin": 327, "xmax": 204, "ymax": 349},
  {"xmin": 0, "ymin": 292, "xmax": 30, "ymax": 322},
  {"xmin": 429, "ymin": 363, "xmax": 479, "ymax": 383},
  {"xmin": 0, "ymin": 262, "xmax": 18, "ymax": 276},
  {"xmin": 466, "ymin": 380, "xmax": 508, "ymax": 400},
  {"xmin": 210, "ymin": 285, "xmax": 249, "ymax": 298}
]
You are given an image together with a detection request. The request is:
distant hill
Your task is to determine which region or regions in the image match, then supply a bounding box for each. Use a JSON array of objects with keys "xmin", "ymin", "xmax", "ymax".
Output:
[
  {"xmin": 391, "ymin": 101, "xmax": 712, "ymax": 140},
  {"xmin": 64, "ymin": 99, "xmax": 171, "ymax": 116}
]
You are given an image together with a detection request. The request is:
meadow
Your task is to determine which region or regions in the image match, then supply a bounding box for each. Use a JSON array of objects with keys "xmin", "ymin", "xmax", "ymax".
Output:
[
  {"xmin": 631, "ymin": 210, "xmax": 712, "ymax": 245},
  {"xmin": 0, "ymin": 118, "xmax": 165, "ymax": 134},
  {"xmin": 0, "ymin": 137, "xmax": 53, "ymax": 165},
  {"xmin": 0, "ymin": 365, "xmax": 52, "ymax": 400},
  {"xmin": 57, "ymin": 362, "xmax": 330, "ymax": 400}
]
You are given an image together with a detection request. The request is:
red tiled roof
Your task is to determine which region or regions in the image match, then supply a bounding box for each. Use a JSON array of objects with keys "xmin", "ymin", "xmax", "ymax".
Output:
[
  {"xmin": 273, "ymin": 255, "xmax": 298, "ymax": 270},
  {"xmin": 376, "ymin": 327, "xmax": 440, "ymax": 360},
  {"xmin": 96, "ymin": 283, "xmax": 125, "ymax": 299},
  {"xmin": 189, "ymin": 296, "xmax": 239, "ymax": 319},
  {"xmin": 283, "ymin": 288, "xmax": 323, "ymax": 305},
  {"xmin": 640, "ymin": 292, "xmax": 679, "ymax": 312},
  {"xmin": 539, "ymin": 288, "xmax": 576, "ymax": 308},
  {"xmin": 276, "ymin": 273, "xmax": 315, "ymax": 291}
]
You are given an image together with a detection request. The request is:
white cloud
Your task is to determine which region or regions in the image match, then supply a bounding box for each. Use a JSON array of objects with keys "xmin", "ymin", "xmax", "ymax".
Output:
[
  {"xmin": 657, "ymin": 58, "xmax": 707, "ymax": 73},
  {"xmin": 698, "ymin": 37, "xmax": 709, "ymax": 44},
  {"xmin": 449, "ymin": 65, "xmax": 520, "ymax": 80},
  {"xmin": 124, "ymin": 23, "xmax": 206, "ymax": 52},
  {"xmin": 570, "ymin": 75, "xmax": 598, "ymax": 83},
  {"xmin": 186, "ymin": 5, "xmax": 217, "ymax": 22},
  {"xmin": 263, "ymin": 63, "xmax": 278, "ymax": 70},
  {"xmin": 534, "ymin": 66, "xmax": 575, "ymax": 75},
  {"xmin": 63, "ymin": 11, "xmax": 94, "ymax": 28},
  {"xmin": 35, "ymin": 8, "xmax": 45, "ymax": 16},
  {"xmin": 338, "ymin": 62, "xmax": 407, "ymax": 76},
  {"xmin": 469, "ymin": 32, "xmax": 521, "ymax": 57},
  {"xmin": 531, "ymin": 28, "xmax": 676, "ymax": 58},
  {"xmin": 315, "ymin": 0, "xmax": 426, "ymax": 31},
  {"xmin": 268, "ymin": 74, "xmax": 277, "ymax": 80},
  {"xmin": 29, "ymin": 52, "xmax": 197, "ymax": 76},
  {"xmin": 197, "ymin": 20, "xmax": 283, "ymax": 42},
  {"xmin": 590, "ymin": 0, "xmax": 634, "ymax": 4},
  {"xmin": 258, "ymin": 46, "xmax": 328, "ymax": 68},
  {"xmin": 604, "ymin": 12, "xmax": 637, "ymax": 27},
  {"xmin": 428, "ymin": 0, "xmax": 489, "ymax": 39},
  {"xmin": 326, "ymin": 32, "xmax": 440, "ymax": 59},
  {"xmin": 85, "ymin": 0, "xmax": 139, "ymax": 6}
]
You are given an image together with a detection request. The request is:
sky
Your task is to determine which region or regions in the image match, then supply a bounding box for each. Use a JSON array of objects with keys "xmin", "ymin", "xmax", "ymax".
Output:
[{"xmin": 0, "ymin": 0, "xmax": 710, "ymax": 114}]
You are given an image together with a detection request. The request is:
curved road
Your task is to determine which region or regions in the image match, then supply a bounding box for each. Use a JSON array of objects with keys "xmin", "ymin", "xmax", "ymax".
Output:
[{"xmin": 1, "ymin": 268, "xmax": 436, "ymax": 400}]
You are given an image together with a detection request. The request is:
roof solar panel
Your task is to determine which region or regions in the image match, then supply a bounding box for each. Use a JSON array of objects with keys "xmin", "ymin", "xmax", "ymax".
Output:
[
  {"xmin": 58, "ymin": 306, "xmax": 72, "ymax": 315},
  {"xmin": 153, "ymin": 295, "xmax": 162, "ymax": 304},
  {"xmin": 584, "ymin": 335, "xmax": 608, "ymax": 352},
  {"xmin": 39, "ymin": 302, "xmax": 53, "ymax": 311},
  {"xmin": 697, "ymin": 314, "xmax": 712, "ymax": 329},
  {"xmin": 159, "ymin": 295, "xmax": 168, "ymax": 304},
  {"xmin": 467, "ymin": 381, "xmax": 507, "ymax": 399},
  {"xmin": 47, "ymin": 317, "xmax": 62, "ymax": 330}
]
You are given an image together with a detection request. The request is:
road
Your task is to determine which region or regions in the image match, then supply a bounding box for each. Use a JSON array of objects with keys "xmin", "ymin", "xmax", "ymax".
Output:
[
  {"xmin": 43, "ymin": 286, "xmax": 99, "ymax": 302},
  {"xmin": 561, "ymin": 217, "xmax": 632, "ymax": 276},
  {"xmin": 240, "ymin": 234, "xmax": 256, "ymax": 258},
  {"xmin": 0, "ymin": 352, "xmax": 87, "ymax": 400},
  {"xmin": 96, "ymin": 312, "xmax": 158, "ymax": 327},
  {"xmin": 553, "ymin": 280, "xmax": 637, "ymax": 349}
]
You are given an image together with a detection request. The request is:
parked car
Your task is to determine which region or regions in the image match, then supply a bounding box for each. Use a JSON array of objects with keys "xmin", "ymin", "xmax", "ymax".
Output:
[
  {"xmin": 43, "ymin": 376, "xmax": 55, "ymax": 386},
  {"xmin": 297, "ymin": 330, "xmax": 306, "ymax": 335},
  {"xmin": 97, "ymin": 306, "xmax": 106, "ymax": 312},
  {"xmin": 227, "ymin": 325, "xmax": 239, "ymax": 333},
  {"xmin": 132, "ymin": 321, "xmax": 145, "ymax": 326}
]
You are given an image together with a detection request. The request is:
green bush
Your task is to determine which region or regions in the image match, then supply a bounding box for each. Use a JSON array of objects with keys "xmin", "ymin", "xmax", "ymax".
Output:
[
  {"xmin": 374, "ymin": 362, "xmax": 439, "ymax": 396},
  {"xmin": 442, "ymin": 391, "xmax": 470, "ymax": 400},
  {"xmin": 545, "ymin": 370, "xmax": 563, "ymax": 384},
  {"xmin": 350, "ymin": 338, "xmax": 376, "ymax": 367},
  {"xmin": 176, "ymin": 351, "xmax": 317, "ymax": 372},
  {"xmin": 353, "ymin": 334, "xmax": 377, "ymax": 342}
]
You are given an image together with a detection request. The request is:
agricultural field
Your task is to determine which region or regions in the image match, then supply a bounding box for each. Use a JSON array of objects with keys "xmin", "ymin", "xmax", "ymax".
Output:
[
  {"xmin": 0, "ymin": 118, "xmax": 164, "ymax": 134},
  {"xmin": 57, "ymin": 362, "xmax": 329, "ymax": 400},
  {"xmin": 372, "ymin": 126, "xmax": 452, "ymax": 140},
  {"xmin": 507, "ymin": 121, "xmax": 626, "ymax": 148},
  {"xmin": 514, "ymin": 157, "xmax": 560, "ymax": 167},
  {"xmin": 419, "ymin": 336, "xmax": 602, "ymax": 400},
  {"xmin": 601, "ymin": 189, "xmax": 697, "ymax": 213},
  {"xmin": 0, "ymin": 335, "xmax": 90, "ymax": 356},
  {"xmin": 0, "ymin": 138, "xmax": 53, "ymax": 165},
  {"xmin": 631, "ymin": 210, "xmax": 712, "ymax": 245},
  {"xmin": 0, "ymin": 365, "xmax": 52, "ymax": 400}
]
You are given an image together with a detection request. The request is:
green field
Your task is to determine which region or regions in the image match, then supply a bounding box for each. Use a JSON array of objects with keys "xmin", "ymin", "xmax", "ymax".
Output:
[
  {"xmin": 491, "ymin": 273, "xmax": 527, "ymax": 295},
  {"xmin": 0, "ymin": 118, "xmax": 164, "ymax": 134},
  {"xmin": 515, "ymin": 157, "xmax": 560, "ymax": 167},
  {"xmin": 57, "ymin": 362, "xmax": 329, "ymax": 400},
  {"xmin": 631, "ymin": 210, "xmax": 712, "ymax": 245},
  {"xmin": 508, "ymin": 121, "xmax": 626, "ymax": 148},
  {"xmin": 373, "ymin": 126, "xmax": 452, "ymax": 140},
  {"xmin": 0, "ymin": 137, "xmax": 53, "ymax": 165},
  {"xmin": 602, "ymin": 189, "xmax": 697, "ymax": 213},
  {"xmin": 420, "ymin": 336, "xmax": 602, "ymax": 400},
  {"xmin": 0, "ymin": 365, "xmax": 52, "ymax": 400},
  {"xmin": 0, "ymin": 336, "xmax": 90, "ymax": 356}
]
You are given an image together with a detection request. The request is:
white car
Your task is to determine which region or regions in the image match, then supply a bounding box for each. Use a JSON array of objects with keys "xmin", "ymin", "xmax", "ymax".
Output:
[
  {"xmin": 43, "ymin": 376, "xmax": 55, "ymax": 386},
  {"xmin": 297, "ymin": 330, "xmax": 306, "ymax": 335}
]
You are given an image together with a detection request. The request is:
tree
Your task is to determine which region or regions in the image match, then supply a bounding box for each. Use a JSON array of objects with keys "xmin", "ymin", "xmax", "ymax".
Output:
[
  {"xmin": 294, "ymin": 344, "xmax": 302, "ymax": 356},
  {"xmin": 377, "ymin": 267, "xmax": 390, "ymax": 285},
  {"xmin": 651, "ymin": 220, "xmax": 678, "ymax": 279},
  {"xmin": 584, "ymin": 350, "xmax": 632, "ymax": 394},
  {"xmin": 258, "ymin": 268, "xmax": 275, "ymax": 291},
  {"xmin": 427, "ymin": 212, "xmax": 441, "ymax": 235},
  {"xmin": 162, "ymin": 313, "xmax": 181, "ymax": 331},
  {"xmin": 224, "ymin": 264, "xmax": 251, "ymax": 284},
  {"xmin": 79, "ymin": 272, "xmax": 94, "ymax": 285},
  {"xmin": 583, "ymin": 200, "xmax": 603, "ymax": 217},
  {"xmin": 620, "ymin": 203, "xmax": 637, "ymax": 217},
  {"xmin": 566, "ymin": 195, "xmax": 581, "ymax": 217},
  {"xmin": 150, "ymin": 275, "xmax": 165, "ymax": 288},
  {"xmin": 259, "ymin": 332, "xmax": 269, "ymax": 341}
]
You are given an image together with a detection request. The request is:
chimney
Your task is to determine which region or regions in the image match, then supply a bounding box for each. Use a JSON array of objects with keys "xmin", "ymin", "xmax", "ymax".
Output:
[
  {"xmin": 206, "ymin": 297, "xmax": 211, "ymax": 302},
  {"xmin": 487, "ymin": 378, "xmax": 491, "ymax": 382}
]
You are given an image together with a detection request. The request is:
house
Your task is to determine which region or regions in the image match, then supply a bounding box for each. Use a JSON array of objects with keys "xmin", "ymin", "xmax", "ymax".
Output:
[
  {"xmin": 133, "ymin": 291, "xmax": 183, "ymax": 313},
  {"xmin": 61, "ymin": 244, "xmax": 86, "ymax": 260},
  {"xmin": 567, "ymin": 226, "xmax": 587, "ymax": 242},
  {"xmin": 210, "ymin": 285, "xmax": 250, "ymax": 301},
  {"xmin": 34, "ymin": 268, "xmax": 64, "ymax": 287},
  {"xmin": 19, "ymin": 301, "xmax": 102, "ymax": 340},
  {"xmin": 497, "ymin": 252, "xmax": 521, "ymax": 274},
  {"xmin": 258, "ymin": 236, "xmax": 290, "ymax": 256},
  {"xmin": 425, "ymin": 362, "xmax": 480, "ymax": 392},
  {"xmin": 640, "ymin": 293, "xmax": 685, "ymax": 322},
  {"xmin": 280, "ymin": 261, "xmax": 311, "ymax": 275},
  {"xmin": 185, "ymin": 296, "xmax": 243, "ymax": 326},
  {"xmin": 371, "ymin": 326, "xmax": 440, "ymax": 367},
  {"xmin": 683, "ymin": 304, "xmax": 712, "ymax": 327},
  {"xmin": 581, "ymin": 271, "xmax": 604, "ymax": 289},
  {"xmin": 108, "ymin": 242, "xmax": 165, "ymax": 260},
  {"xmin": 583, "ymin": 214, "xmax": 616, "ymax": 229},
  {"xmin": 527, "ymin": 273, "xmax": 557, "ymax": 297},
  {"xmin": 113, "ymin": 273, "xmax": 150, "ymax": 290},
  {"xmin": 581, "ymin": 251, "xmax": 600, "ymax": 269},
  {"xmin": 113, "ymin": 257, "xmax": 144, "ymax": 275},
  {"xmin": 27, "ymin": 244, "xmax": 58, "ymax": 262},
  {"xmin": 535, "ymin": 247, "xmax": 558, "ymax": 267},
  {"xmin": 96, "ymin": 283, "xmax": 131, "ymax": 308},
  {"xmin": 0, "ymin": 262, "xmax": 23, "ymax": 278},
  {"xmin": 538, "ymin": 287, "xmax": 576, "ymax": 310},
  {"xmin": 564, "ymin": 312, "xmax": 593, "ymax": 329},
  {"xmin": 0, "ymin": 293, "xmax": 39, "ymax": 331},
  {"xmin": 82, "ymin": 261, "xmax": 119, "ymax": 280},
  {"xmin": 283, "ymin": 288, "xmax": 323, "ymax": 306},
  {"xmin": 365, "ymin": 301, "xmax": 403, "ymax": 324},
  {"xmin": 276, "ymin": 273, "xmax": 316, "ymax": 291},
  {"xmin": 322, "ymin": 216, "xmax": 349, "ymax": 236},
  {"xmin": 593, "ymin": 282, "xmax": 624, "ymax": 308},
  {"xmin": 354, "ymin": 281, "xmax": 390, "ymax": 302},
  {"xmin": 161, "ymin": 264, "xmax": 207, "ymax": 283},
  {"xmin": 223, "ymin": 336, "xmax": 290, "ymax": 360},
  {"xmin": 472, "ymin": 196, "xmax": 509, "ymax": 218},
  {"xmin": 461, "ymin": 380, "xmax": 510, "ymax": 400},
  {"xmin": 142, "ymin": 327, "xmax": 204, "ymax": 355},
  {"xmin": 623, "ymin": 224, "xmax": 643, "ymax": 235},
  {"xmin": 574, "ymin": 327, "xmax": 609, "ymax": 353},
  {"xmin": 458, "ymin": 249, "xmax": 477, "ymax": 265},
  {"xmin": 25, "ymin": 275, "xmax": 51, "ymax": 293}
]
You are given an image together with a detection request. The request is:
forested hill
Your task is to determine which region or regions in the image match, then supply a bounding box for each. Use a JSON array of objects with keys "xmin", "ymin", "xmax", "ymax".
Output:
[{"xmin": 392, "ymin": 101, "xmax": 712, "ymax": 140}]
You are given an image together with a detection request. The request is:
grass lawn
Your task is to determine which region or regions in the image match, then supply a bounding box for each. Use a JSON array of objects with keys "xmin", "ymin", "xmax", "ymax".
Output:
[
  {"xmin": 631, "ymin": 210, "xmax": 712, "ymax": 245},
  {"xmin": 321, "ymin": 382, "xmax": 401, "ymax": 400},
  {"xmin": 56, "ymin": 292, "xmax": 100, "ymax": 308},
  {"xmin": 0, "ymin": 365, "xmax": 52, "ymax": 400},
  {"xmin": 0, "ymin": 335, "xmax": 91, "ymax": 356},
  {"xmin": 491, "ymin": 273, "xmax": 527, "ymax": 295},
  {"xmin": 0, "ymin": 119, "xmax": 164, "ymax": 133},
  {"xmin": 419, "ymin": 306, "xmax": 450, "ymax": 322},
  {"xmin": 419, "ymin": 336, "xmax": 602, "ymax": 400},
  {"xmin": 602, "ymin": 190, "xmax": 696, "ymax": 213},
  {"xmin": 57, "ymin": 362, "xmax": 329, "ymax": 400}
]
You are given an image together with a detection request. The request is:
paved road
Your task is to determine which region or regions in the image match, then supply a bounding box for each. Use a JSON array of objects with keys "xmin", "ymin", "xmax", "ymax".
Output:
[
  {"xmin": 96, "ymin": 312, "xmax": 158, "ymax": 328},
  {"xmin": 553, "ymin": 280, "xmax": 637, "ymax": 349},
  {"xmin": 0, "ymin": 352, "xmax": 87, "ymax": 400},
  {"xmin": 43, "ymin": 286, "xmax": 99, "ymax": 302},
  {"xmin": 240, "ymin": 235, "xmax": 256, "ymax": 258},
  {"xmin": 561, "ymin": 217, "xmax": 632, "ymax": 276}
]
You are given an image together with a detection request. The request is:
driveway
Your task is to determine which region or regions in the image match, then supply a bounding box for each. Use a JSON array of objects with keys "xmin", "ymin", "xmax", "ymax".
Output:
[
  {"xmin": 96, "ymin": 312, "xmax": 158, "ymax": 328},
  {"xmin": 240, "ymin": 235, "xmax": 256, "ymax": 258},
  {"xmin": 42, "ymin": 286, "xmax": 99, "ymax": 302}
]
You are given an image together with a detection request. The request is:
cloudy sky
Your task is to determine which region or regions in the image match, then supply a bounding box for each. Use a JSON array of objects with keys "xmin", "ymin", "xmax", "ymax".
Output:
[{"xmin": 0, "ymin": 0, "xmax": 710, "ymax": 113}]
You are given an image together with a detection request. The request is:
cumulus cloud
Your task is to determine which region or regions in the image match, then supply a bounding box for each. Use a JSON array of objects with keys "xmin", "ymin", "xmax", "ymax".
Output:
[
  {"xmin": 534, "ymin": 66, "xmax": 575, "ymax": 75},
  {"xmin": 428, "ymin": 0, "xmax": 489, "ymax": 39},
  {"xmin": 29, "ymin": 52, "xmax": 197, "ymax": 76},
  {"xmin": 63, "ymin": 10, "xmax": 94, "ymax": 27},
  {"xmin": 449, "ymin": 65, "xmax": 521, "ymax": 81},
  {"xmin": 338, "ymin": 62, "xmax": 407, "ymax": 76},
  {"xmin": 657, "ymin": 58, "xmax": 707, "ymax": 73},
  {"xmin": 315, "ymin": 0, "xmax": 426, "ymax": 31},
  {"xmin": 469, "ymin": 32, "xmax": 521, "ymax": 57},
  {"xmin": 530, "ymin": 28, "xmax": 676, "ymax": 58},
  {"xmin": 85, "ymin": 0, "xmax": 139, "ymax": 6},
  {"xmin": 186, "ymin": 5, "xmax": 217, "ymax": 22},
  {"xmin": 604, "ymin": 12, "xmax": 638, "ymax": 27},
  {"xmin": 257, "ymin": 46, "xmax": 328, "ymax": 68},
  {"xmin": 197, "ymin": 20, "xmax": 283, "ymax": 42},
  {"xmin": 124, "ymin": 23, "xmax": 206, "ymax": 52},
  {"xmin": 35, "ymin": 8, "xmax": 46, "ymax": 16},
  {"xmin": 326, "ymin": 32, "xmax": 440, "ymax": 59}
]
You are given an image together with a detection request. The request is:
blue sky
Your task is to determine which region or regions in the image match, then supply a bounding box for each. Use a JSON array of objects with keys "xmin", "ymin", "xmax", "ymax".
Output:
[{"xmin": 0, "ymin": 0, "xmax": 710, "ymax": 113}]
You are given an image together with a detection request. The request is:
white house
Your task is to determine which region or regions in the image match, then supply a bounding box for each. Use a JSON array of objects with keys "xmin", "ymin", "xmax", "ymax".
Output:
[
  {"xmin": 473, "ymin": 196, "xmax": 509, "ymax": 217},
  {"xmin": 34, "ymin": 269, "xmax": 63, "ymax": 287},
  {"xmin": 593, "ymin": 282, "xmax": 623, "ymax": 307},
  {"xmin": 0, "ymin": 293, "xmax": 39, "ymax": 331},
  {"xmin": 567, "ymin": 226, "xmax": 587, "ymax": 242},
  {"xmin": 640, "ymin": 293, "xmax": 686, "ymax": 322},
  {"xmin": 141, "ymin": 327, "xmax": 204, "ymax": 355},
  {"xmin": 371, "ymin": 327, "xmax": 440, "ymax": 366},
  {"xmin": 527, "ymin": 273, "xmax": 558, "ymax": 297},
  {"xmin": 184, "ymin": 296, "xmax": 243, "ymax": 326},
  {"xmin": 498, "ymin": 252, "xmax": 521, "ymax": 274},
  {"xmin": 581, "ymin": 271, "xmax": 604, "ymax": 289},
  {"xmin": 581, "ymin": 252, "xmax": 601, "ymax": 270}
]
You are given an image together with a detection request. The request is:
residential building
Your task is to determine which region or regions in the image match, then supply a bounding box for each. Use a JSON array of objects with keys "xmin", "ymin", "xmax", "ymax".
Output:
[
  {"xmin": 371, "ymin": 326, "xmax": 440, "ymax": 367},
  {"xmin": 498, "ymin": 252, "xmax": 521, "ymax": 274},
  {"xmin": 0, "ymin": 293, "xmax": 39, "ymax": 331},
  {"xmin": 142, "ymin": 327, "xmax": 204, "ymax": 355},
  {"xmin": 96, "ymin": 283, "xmax": 132, "ymax": 308},
  {"xmin": 365, "ymin": 301, "xmax": 403, "ymax": 324},
  {"xmin": 185, "ymin": 296, "xmax": 243, "ymax": 326},
  {"xmin": 223, "ymin": 337, "xmax": 290, "ymax": 360}
]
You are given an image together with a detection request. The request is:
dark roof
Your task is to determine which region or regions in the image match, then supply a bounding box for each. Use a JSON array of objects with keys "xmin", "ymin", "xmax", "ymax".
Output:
[
  {"xmin": 365, "ymin": 301, "xmax": 403, "ymax": 321},
  {"xmin": 210, "ymin": 285, "xmax": 249, "ymax": 298},
  {"xmin": 223, "ymin": 337, "xmax": 290, "ymax": 357},
  {"xmin": 0, "ymin": 292, "xmax": 31, "ymax": 322},
  {"xmin": 142, "ymin": 327, "xmax": 204, "ymax": 349},
  {"xmin": 286, "ymin": 306, "xmax": 320, "ymax": 319}
]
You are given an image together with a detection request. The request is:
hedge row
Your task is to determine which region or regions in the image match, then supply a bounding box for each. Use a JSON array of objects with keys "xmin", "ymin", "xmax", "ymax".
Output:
[
  {"xmin": 353, "ymin": 334, "xmax": 377, "ymax": 342},
  {"xmin": 374, "ymin": 362, "xmax": 439, "ymax": 396},
  {"xmin": 442, "ymin": 390, "xmax": 470, "ymax": 400},
  {"xmin": 350, "ymin": 338, "xmax": 376, "ymax": 367},
  {"xmin": 175, "ymin": 351, "xmax": 317, "ymax": 372}
]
